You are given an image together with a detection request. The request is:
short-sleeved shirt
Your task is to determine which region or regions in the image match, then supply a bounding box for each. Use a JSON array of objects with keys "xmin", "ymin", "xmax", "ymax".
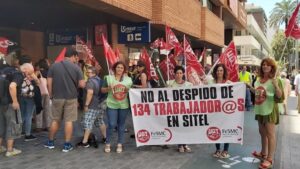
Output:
[
  {"xmin": 103, "ymin": 75, "xmax": 133, "ymax": 109},
  {"xmin": 11, "ymin": 71, "xmax": 24, "ymax": 102},
  {"xmin": 48, "ymin": 60, "xmax": 83, "ymax": 99},
  {"xmin": 167, "ymin": 80, "xmax": 193, "ymax": 87},
  {"xmin": 294, "ymin": 74, "xmax": 300, "ymax": 93},
  {"xmin": 85, "ymin": 76, "xmax": 102, "ymax": 110}
]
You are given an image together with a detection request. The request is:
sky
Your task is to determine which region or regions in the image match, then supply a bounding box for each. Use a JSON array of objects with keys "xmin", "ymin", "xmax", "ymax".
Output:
[{"xmin": 247, "ymin": 0, "xmax": 283, "ymax": 18}]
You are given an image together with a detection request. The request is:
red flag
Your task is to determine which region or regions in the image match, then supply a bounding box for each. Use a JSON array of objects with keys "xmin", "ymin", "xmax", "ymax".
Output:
[
  {"xmin": 198, "ymin": 48, "xmax": 206, "ymax": 62},
  {"xmin": 285, "ymin": 3, "xmax": 300, "ymax": 39},
  {"xmin": 159, "ymin": 40, "xmax": 172, "ymax": 55},
  {"xmin": 183, "ymin": 35, "xmax": 206, "ymax": 85},
  {"xmin": 0, "ymin": 37, "xmax": 15, "ymax": 55},
  {"xmin": 55, "ymin": 47, "xmax": 66, "ymax": 62},
  {"xmin": 150, "ymin": 38, "xmax": 161, "ymax": 49},
  {"xmin": 219, "ymin": 41, "xmax": 239, "ymax": 82},
  {"xmin": 159, "ymin": 55, "xmax": 177, "ymax": 81},
  {"xmin": 76, "ymin": 36, "xmax": 97, "ymax": 65},
  {"xmin": 114, "ymin": 47, "xmax": 121, "ymax": 60},
  {"xmin": 165, "ymin": 26, "xmax": 183, "ymax": 57},
  {"xmin": 101, "ymin": 34, "xmax": 119, "ymax": 70},
  {"xmin": 140, "ymin": 48, "xmax": 159, "ymax": 81}
]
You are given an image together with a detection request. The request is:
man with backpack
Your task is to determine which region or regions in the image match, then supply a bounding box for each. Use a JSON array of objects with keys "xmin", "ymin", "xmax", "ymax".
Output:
[
  {"xmin": 77, "ymin": 66, "xmax": 106, "ymax": 148},
  {"xmin": 0, "ymin": 55, "xmax": 36, "ymax": 157}
]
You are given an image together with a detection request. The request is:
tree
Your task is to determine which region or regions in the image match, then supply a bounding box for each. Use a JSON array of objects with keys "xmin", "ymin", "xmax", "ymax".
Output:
[
  {"xmin": 269, "ymin": 0, "xmax": 297, "ymax": 29},
  {"xmin": 271, "ymin": 30, "xmax": 294, "ymax": 61}
]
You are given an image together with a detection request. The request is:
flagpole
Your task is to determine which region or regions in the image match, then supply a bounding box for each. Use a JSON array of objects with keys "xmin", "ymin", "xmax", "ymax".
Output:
[
  {"xmin": 206, "ymin": 58, "xmax": 220, "ymax": 75},
  {"xmin": 184, "ymin": 35, "xmax": 187, "ymax": 79},
  {"xmin": 165, "ymin": 26, "xmax": 170, "ymax": 85}
]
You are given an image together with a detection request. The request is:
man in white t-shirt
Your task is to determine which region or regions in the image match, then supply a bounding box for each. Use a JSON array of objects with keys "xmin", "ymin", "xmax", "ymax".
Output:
[{"xmin": 294, "ymin": 71, "xmax": 300, "ymax": 113}]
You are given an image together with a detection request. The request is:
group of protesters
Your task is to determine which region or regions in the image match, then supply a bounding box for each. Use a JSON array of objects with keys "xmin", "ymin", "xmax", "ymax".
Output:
[{"xmin": 0, "ymin": 47, "xmax": 286, "ymax": 169}]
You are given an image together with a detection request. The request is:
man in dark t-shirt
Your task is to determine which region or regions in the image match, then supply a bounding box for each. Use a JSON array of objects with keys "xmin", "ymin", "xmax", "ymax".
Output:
[{"xmin": 45, "ymin": 48, "xmax": 85, "ymax": 152}]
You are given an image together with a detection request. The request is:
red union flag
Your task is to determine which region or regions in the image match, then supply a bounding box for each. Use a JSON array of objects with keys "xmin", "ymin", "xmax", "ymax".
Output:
[
  {"xmin": 165, "ymin": 26, "xmax": 183, "ymax": 56},
  {"xmin": 285, "ymin": 3, "xmax": 300, "ymax": 39},
  {"xmin": 183, "ymin": 35, "xmax": 206, "ymax": 85},
  {"xmin": 0, "ymin": 37, "xmax": 15, "ymax": 55},
  {"xmin": 150, "ymin": 38, "xmax": 161, "ymax": 49},
  {"xmin": 101, "ymin": 34, "xmax": 119, "ymax": 70},
  {"xmin": 219, "ymin": 41, "xmax": 239, "ymax": 82},
  {"xmin": 159, "ymin": 55, "xmax": 177, "ymax": 81},
  {"xmin": 140, "ymin": 48, "xmax": 159, "ymax": 81},
  {"xmin": 76, "ymin": 36, "xmax": 97, "ymax": 65},
  {"xmin": 55, "ymin": 47, "xmax": 66, "ymax": 62}
]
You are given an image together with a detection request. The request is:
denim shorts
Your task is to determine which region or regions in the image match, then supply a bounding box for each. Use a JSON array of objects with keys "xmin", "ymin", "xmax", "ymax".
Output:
[{"xmin": 82, "ymin": 109, "xmax": 105, "ymax": 130}]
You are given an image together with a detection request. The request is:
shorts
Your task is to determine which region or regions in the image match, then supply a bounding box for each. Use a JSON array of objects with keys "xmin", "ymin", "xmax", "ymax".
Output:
[
  {"xmin": 82, "ymin": 109, "xmax": 105, "ymax": 130},
  {"xmin": 51, "ymin": 99, "xmax": 78, "ymax": 122},
  {"xmin": 0, "ymin": 105, "xmax": 22, "ymax": 140}
]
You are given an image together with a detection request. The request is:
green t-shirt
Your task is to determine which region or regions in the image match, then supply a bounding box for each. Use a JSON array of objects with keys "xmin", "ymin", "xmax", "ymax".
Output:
[
  {"xmin": 103, "ymin": 75, "xmax": 133, "ymax": 109},
  {"xmin": 254, "ymin": 79, "xmax": 275, "ymax": 116}
]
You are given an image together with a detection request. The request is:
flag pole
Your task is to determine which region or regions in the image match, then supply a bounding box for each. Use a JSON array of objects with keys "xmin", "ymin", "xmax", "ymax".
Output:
[{"xmin": 183, "ymin": 35, "xmax": 187, "ymax": 79}]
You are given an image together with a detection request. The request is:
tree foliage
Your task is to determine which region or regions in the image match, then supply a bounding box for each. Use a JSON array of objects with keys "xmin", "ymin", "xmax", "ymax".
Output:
[
  {"xmin": 269, "ymin": 0, "xmax": 297, "ymax": 29},
  {"xmin": 271, "ymin": 30, "xmax": 294, "ymax": 61}
]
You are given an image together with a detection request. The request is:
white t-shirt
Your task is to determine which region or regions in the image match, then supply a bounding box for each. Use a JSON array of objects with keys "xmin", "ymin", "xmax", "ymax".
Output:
[{"xmin": 294, "ymin": 74, "xmax": 300, "ymax": 92}]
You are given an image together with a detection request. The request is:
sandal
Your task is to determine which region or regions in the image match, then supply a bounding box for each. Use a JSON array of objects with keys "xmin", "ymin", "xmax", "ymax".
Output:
[
  {"xmin": 213, "ymin": 150, "xmax": 221, "ymax": 158},
  {"xmin": 178, "ymin": 146, "xmax": 184, "ymax": 153},
  {"xmin": 116, "ymin": 144, "xmax": 123, "ymax": 153},
  {"xmin": 252, "ymin": 151, "xmax": 267, "ymax": 160},
  {"xmin": 184, "ymin": 145, "xmax": 191, "ymax": 153},
  {"xmin": 259, "ymin": 158, "xmax": 273, "ymax": 169},
  {"xmin": 104, "ymin": 144, "xmax": 111, "ymax": 153},
  {"xmin": 220, "ymin": 151, "xmax": 231, "ymax": 159}
]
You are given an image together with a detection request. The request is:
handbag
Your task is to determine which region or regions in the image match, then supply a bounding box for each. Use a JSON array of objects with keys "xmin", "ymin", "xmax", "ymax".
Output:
[{"xmin": 274, "ymin": 78, "xmax": 285, "ymax": 103}]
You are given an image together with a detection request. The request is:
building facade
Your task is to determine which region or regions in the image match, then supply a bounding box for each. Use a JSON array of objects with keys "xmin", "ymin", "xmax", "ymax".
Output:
[
  {"xmin": 0, "ymin": 0, "xmax": 246, "ymax": 73},
  {"xmin": 233, "ymin": 3, "xmax": 271, "ymax": 66}
]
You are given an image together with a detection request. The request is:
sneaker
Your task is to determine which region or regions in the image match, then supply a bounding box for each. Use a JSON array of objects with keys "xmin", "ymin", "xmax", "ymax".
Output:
[
  {"xmin": 24, "ymin": 135, "xmax": 37, "ymax": 142},
  {"xmin": 76, "ymin": 141, "xmax": 90, "ymax": 148},
  {"xmin": 44, "ymin": 140, "xmax": 55, "ymax": 149},
  {"xmin": 62, "ymin": 143, "xmax": 73, "ymax": 152},
  {"xmin": 220, "ymin": 151, "xmax": 231, "ymax": 159},
  {"xmin": 213, "ymin": 151, "xmax": 221, "ymax": 158},
  {"xmin": 5, "ymin": 148, "xmax": 22, "ymax": 157},
  {"xmin": 0, "ymin": 146, "xmax": 7, "ymax": 153}
]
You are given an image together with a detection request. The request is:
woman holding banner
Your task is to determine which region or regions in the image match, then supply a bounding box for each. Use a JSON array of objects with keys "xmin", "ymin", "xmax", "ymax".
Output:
[
  {"xmin": 167, "ymin": 66, "xmax": 192, "ymax": 153},
  {"xmin": 247, "ymin": 58, "xmax": 283, "ymax": 169},
  {"xmin": 209, "ymin": 64, "xmax": 231, "ymax": 159},
  {"xmin": 101, "ymin": 61, "xmax": 133, "ymax": 153}
]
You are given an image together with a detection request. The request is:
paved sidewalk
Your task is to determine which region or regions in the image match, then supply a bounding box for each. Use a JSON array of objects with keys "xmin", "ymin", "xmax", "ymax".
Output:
[{"xmin": 0, "ymin": 95, "xmax": 299, "ymax": 169}]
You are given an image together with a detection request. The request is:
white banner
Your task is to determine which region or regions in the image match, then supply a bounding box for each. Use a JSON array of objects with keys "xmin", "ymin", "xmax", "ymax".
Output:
[{"xmin": 129, "ymin": 82, "xmax": 246, "ymax": 147}]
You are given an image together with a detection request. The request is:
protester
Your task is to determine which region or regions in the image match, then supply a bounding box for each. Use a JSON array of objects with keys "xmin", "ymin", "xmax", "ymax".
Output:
[
  {"xmin": 101, "ymin": 61, "xmax": 132, "ymax": 153},
  {"xmin": 239, "ymin": 65, "xmax": 252, "ymax": 111},
  {"xmin": 167, "ymin": 66, "xmax": 192, "ymax": 153},
  {"xmin": 280, "ymin": 72, "xmax": 291, "ymax": 115},
  {"xmin": 0, "ymin": 56, "xmax": 23, "ymax": 157},
  {"xmin": 45, "ymin": 48, "xmax": 85, "ymax": 152},
  {"xmin": 77, "ymin": 66, "xmax": 106, "ymax": 148},
  {"xmin": 35, "ymin": 58, "xmax": 51, "ymax": 132},
  {"xmin": 294, "ymin": 70, "xmax": 300, "ymax": 114},
  {"xmin": 209, "ymin": 64, "xmax": 231, "ymax": 158},
  {"xmin": 247, "ymin": 58, "xmax": 283, "ymax": 169},
  {"xmin": 130, "ymin": 60, "xmax": 148, "ymax": 138}
]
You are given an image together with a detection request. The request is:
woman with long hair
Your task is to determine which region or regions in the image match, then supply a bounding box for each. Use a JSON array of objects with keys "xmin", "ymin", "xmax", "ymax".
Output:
[
  {"xmin": 101, "ymin": 61, "xmax": 133, "ymax": 153},
  {"xmin": 247, "ymin": 58, "xmax": 283, "ymax": 169},
  {"xmin": 210, "ymin": 64, "xmax": 231, "ymax": 158}
]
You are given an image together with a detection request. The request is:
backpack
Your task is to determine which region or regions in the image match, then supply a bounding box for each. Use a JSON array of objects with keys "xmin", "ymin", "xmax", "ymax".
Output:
[
  {"xmin": 90, "ymin": 76, "xmax": 107, "ymax": 102},
  {"xmin": 0, "ymin": 66, "xmax": 18, "ymax": 105}
]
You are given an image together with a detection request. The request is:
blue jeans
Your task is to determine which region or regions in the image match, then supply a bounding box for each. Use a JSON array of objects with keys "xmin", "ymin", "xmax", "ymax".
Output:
[
  {"xmin": 106, "ymin": 108, "xmax": 129, "ymax": 144},
  {"xmin": 216, "ymin": 143, "xmax": 229, "ymax": 151},
  {"xmin": 20, "ymin": 97, "xmax": 35, "ymax": 136},
  {"xmin": 245, "ymin": 88, "xmax": 252, "ymax": 110}
]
